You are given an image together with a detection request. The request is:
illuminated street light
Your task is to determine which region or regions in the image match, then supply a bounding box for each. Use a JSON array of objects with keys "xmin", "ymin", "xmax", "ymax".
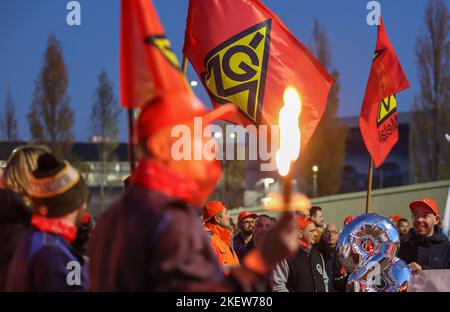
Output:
[{"xmin": 312, "ymin": 165, "xmax": 319, "ymax": 197}]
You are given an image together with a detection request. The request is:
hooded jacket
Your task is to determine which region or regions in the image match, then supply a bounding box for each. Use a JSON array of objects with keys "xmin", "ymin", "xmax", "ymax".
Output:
[{"xmin": 398, "ymin": 229, "xmax": 450, "ymax": 270}]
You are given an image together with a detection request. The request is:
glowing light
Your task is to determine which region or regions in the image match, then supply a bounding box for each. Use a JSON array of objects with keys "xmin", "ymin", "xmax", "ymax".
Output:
[
  {"xmin": 190, "ymin": 80, "xmax": 199, "ymax": 87},
  {"xmin": 276, "ymin": 87, "xmax": 302, "ymax": 177}
]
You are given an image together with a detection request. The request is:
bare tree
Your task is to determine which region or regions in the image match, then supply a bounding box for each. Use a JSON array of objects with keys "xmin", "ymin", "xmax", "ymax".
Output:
[
  {"xmin": 28, "ymin": 34, "xmax": 74, "ymax": 157},
  {"xmin": 411, "ymin": 0, "xmax": 450, "ymax": 182},
  {"xmin": 90, "ymin": 70, "xmax": 121, "ymax": 210},
  {"xmin": 297, "ymin": 18, "xmax": 348, "ymax": 197},
  {"xmin": 0, "ymin": 90, "xmax": 19, "ymax": 141}
]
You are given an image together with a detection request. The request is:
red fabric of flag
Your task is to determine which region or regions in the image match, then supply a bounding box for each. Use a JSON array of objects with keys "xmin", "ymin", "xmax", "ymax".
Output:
[
  {"xmin": 359, "ymin": 17, "xmax": 410, "ymax": 168},
  {"xmin": 120, "ymin": 0, "xmax": 189, "ymax": 109},
  {"xmin": 183, "ymin": 0, "xmax": 334, "ymax": 149}
]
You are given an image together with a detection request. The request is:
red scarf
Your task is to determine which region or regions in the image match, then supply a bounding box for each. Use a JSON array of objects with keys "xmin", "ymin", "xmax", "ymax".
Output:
[
  {"xmin": 299, "ymin": 238, "xmax": 311, "ymax": 250},
  {"xmin": 131, "ymin": 160, "xmax": 200, "ymax": 206},
  {"xmin": 31, "ymin": 215, "xmax": 77, "ymax": 244}
]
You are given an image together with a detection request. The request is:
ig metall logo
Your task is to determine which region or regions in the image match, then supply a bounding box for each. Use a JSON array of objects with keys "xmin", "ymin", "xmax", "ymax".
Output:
[{"xmin": 201, "ymin": 19, "xmax": 272, "ymax": 123}]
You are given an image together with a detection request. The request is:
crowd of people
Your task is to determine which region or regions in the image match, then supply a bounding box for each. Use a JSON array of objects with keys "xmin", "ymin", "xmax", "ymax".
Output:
[
  {"xmin": 211, "ymin": 202, "xmax": 450, "ymax": 292},
  {"xmin": 0, "ymin": 124, "xmax": 449, "ymax": 291}
]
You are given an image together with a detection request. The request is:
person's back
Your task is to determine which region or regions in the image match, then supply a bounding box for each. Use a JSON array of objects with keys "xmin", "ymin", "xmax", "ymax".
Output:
[
  {"xmin": 89, "ymin": 184, "xmax": 224, "ymax": 291},
  {"xmin": 6, "ymin": 152, "xmax": 90, "ymax": 292},
  {"xmin": 6, "ymin": 227, "xmax": 87, "ymax": 291},
  {"xmin": 0, "ymin": 145, "xmax": 51, "ymax": 290},
  {"xmin": 0, "ymin": 189, "xmax": 31, "ymax": 290}
]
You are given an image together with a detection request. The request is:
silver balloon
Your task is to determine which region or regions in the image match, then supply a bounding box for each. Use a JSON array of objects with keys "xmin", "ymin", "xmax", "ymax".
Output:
[{"xmin": 336, "ymin": 213, "xmax": 412, "ymax": 292}]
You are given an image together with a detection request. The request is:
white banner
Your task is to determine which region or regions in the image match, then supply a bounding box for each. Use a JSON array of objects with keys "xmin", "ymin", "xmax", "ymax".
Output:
[{"xmin": 410, "ymin": 270, "xmax": 450, "ymax": 292}]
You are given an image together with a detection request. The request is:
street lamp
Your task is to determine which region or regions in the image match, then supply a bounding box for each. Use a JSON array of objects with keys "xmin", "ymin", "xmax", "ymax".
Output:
[{"xmin": 312, "ymin": 165, "xmax": 319, "ymax": 197}]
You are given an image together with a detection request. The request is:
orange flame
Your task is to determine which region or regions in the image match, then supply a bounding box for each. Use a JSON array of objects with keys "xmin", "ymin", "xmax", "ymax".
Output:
[{"xmin": 276, "ymin": 87, "xmax": 302, "ymax": 176}]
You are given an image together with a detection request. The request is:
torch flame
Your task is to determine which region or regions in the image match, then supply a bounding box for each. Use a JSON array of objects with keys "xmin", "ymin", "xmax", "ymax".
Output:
[{"xmin": 276, "ymin": 87, "xmax": 302, "ymax": 177}]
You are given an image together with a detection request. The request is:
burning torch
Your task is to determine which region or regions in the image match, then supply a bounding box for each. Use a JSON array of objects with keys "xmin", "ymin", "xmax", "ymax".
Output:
[
  {"xmin": 276, "ymin": 87, "xmax": 302, "ymax": 211},
  {"xmin": 261, "ymin": 87, "xmax": 311, "ymax": 213}
]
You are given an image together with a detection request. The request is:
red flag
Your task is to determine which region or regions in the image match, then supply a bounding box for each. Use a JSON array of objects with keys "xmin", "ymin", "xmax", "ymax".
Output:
[
  {"xmin": 183, "ymin": 0, "xmax": 334, "ymax": 149},
  {"xmin": 120, "ymin": 0, "xmax": 189, "ymax": 109},
  {"xmin": 121, "ymin": 0, "xmax": 237, "ymax": 140},
  {"xmin": 359, "ymin": 17, "xmax": 410, "ymax": 168}
]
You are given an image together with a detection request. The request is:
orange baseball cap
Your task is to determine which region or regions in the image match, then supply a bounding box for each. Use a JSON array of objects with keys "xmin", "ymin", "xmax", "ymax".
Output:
[
  {"xmin": 297, "ymin": 215, "xmax": 313, "ymax": 230},
  {"xmin": 390, "ymin": 215, "xmax": 402, "ymax": 223},
  {"xmin": 343, "ymin": 216, "xmax": 355, "ymax": 226},
  {"xmin": 203, "ymin": 201, "xmax": 225, "ymax": 222},
  {"xmin": 410, "ymin": 198, "xmax": 440, "ymax": 217},
  {"xmin": 238, "ymin": 211, "xmax": 258, "ymax": 223}
]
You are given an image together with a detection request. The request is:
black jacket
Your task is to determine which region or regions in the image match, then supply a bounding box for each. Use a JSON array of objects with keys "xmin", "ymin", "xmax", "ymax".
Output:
[
  {"xmin": 316, "ymin": 242, "xmax": 340, "ymax": 292},
  {"xmin": 0, "ymin": 189, "xmax": 31, "ymax": 291},
  {"xmin": 398, "ymin": 229, "xmax": 450, "ymax": 270},
  {"xmin": 272, "ymin": 246, "xmax": 327, "ymax": 292},
  {"xmin": 286, "ymin": 247, "xmax": 327, "ymax": 292}
]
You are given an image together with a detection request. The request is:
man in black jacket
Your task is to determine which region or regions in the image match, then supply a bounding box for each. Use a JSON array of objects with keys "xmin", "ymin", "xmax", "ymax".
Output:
[
  {"xmin": 398, "ymin": 198, "xmax": 450, "ymax": 273},
  {"xmin": 272, "ymin": 215, "xmax": 328, "ymax": 292},
  {"xmin": 317, "ymin": 224, "xmax": 340, "ymax": 292}
]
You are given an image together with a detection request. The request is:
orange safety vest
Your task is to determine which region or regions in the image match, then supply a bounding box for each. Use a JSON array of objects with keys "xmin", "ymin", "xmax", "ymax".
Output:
[{"xmin": 204, "ymin": 223, "xmax": 240, "ymax": 274}]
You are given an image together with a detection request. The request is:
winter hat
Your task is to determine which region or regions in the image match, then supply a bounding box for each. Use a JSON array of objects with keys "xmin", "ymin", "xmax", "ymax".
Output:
[{"xmin": 29, "ymin": 153, "xmax": 88, "ymax": 218}]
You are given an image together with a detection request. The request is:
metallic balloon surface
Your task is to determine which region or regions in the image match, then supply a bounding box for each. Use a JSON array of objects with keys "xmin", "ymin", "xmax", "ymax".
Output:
[{"xmin": 336, "ymin": 213, "xmax": 412, "ymax": 292}]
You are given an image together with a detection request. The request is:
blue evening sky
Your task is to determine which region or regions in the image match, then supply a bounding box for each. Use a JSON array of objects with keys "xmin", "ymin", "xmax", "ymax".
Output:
[{"xmin": 0, "ymin": 0, "xmax": 443, "ymax": 141}]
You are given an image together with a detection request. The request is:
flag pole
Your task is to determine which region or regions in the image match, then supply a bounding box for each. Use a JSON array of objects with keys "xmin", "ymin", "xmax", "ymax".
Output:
[
  {"xmin": 181, "ymin": 55, "xmax": 187, "ymax": 77},
  {"xmin": 365, "ymin": 157, "xmax": 374, "ymax": 214},
  {"xmin": 127, "ymin": 108, "xmax": 136, "ymax": 173}
]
